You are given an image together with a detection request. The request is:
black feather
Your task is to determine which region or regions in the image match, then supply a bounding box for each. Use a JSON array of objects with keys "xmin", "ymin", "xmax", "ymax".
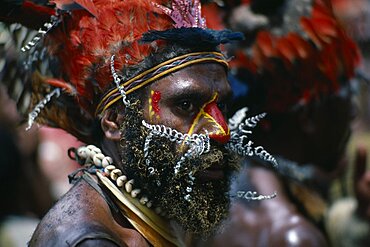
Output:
[
  {"xmin": 0, "ymin": 0, "xmax": 24, "ymax": 17},
  {"xmin": 141, "ymin": 27, "xmax": 244, "ymax": 48}
]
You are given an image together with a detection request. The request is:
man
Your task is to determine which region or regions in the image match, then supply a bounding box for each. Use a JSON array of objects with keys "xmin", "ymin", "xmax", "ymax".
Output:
[
  {"xmin": 0, "ymin": 0, "xmax": 276, "ymax": 246},
  {"xmin": 203, "ymin": 0, "xmax": 365, "ymax": 246}
]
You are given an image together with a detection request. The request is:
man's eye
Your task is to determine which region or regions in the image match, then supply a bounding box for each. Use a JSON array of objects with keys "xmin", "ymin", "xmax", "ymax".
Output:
[{"xmin": 178, "ymin": 100, "xmax": 194, "ymax": 112}]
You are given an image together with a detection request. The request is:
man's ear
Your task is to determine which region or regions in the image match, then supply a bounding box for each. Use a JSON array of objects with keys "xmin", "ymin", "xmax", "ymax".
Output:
[{"xmin": 100, "ymin": 109, "xmax": 123, "ymax": 141}]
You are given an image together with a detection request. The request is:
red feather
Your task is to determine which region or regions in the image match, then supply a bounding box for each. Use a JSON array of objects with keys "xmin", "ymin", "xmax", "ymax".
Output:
[
  {"xmin": 229, "ymin": 0, "xmax": 360, "ymax": 112},
  {"xmin": 44, "ymin": 0, "xmax": 173, "ymax": 116},
  {"xmin": 285, "ymin": 33, "xmax": 313, "ymax": 59},
  {"xmin": 300, "ymin": 17, "xmax": 323, "ymax": 49},
  {"xmin": 276, "ymin": 37, "xmax": 299, "ymax": 68},
  {"xmin": 256, "ymin": 31, "xmax": 276, "ymax": 58},
  {"xmin": 202, "ymin": 3, "xmax": 226, "ymax": 30},
  {"xmin": 46, "ymin": 78, "xmax": 76, "ymax": 94}
]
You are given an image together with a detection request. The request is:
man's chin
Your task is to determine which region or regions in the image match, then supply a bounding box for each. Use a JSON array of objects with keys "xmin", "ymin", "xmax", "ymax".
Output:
[{"xmin": 156, "ymin": 172, "xmax": 232, "ymax": 238}]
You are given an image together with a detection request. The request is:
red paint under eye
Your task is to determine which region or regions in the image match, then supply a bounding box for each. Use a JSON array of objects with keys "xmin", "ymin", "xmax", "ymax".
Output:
[
  {"xmin": 152, "ymin": 91, "xmax": 161, "ymax": 114},
  {"xmin": 204, "ymin": 101, "xmax": 230, "ymax": 143}
]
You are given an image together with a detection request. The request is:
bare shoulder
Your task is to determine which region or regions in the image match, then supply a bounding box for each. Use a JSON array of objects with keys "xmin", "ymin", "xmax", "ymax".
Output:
[
  {"xmin": 270, "ymin": 213, "xmax": 328, "ymax": 247},
  {"xmin": 209, "ymin": 201, "xmax": 328, "ymax": 247},
  {"xmin": 29, "ymin": 177, "xmax": 148, "ymax": 247},
  {"xmin": 209, "ymin": 166, "xmax": 328, "ymax": 247}
]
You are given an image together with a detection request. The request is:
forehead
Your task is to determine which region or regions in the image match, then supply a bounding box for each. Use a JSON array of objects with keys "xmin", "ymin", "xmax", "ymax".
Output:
[{"xmin": 148, "ymin": 63, "xmax": 230, "ymax": 98}]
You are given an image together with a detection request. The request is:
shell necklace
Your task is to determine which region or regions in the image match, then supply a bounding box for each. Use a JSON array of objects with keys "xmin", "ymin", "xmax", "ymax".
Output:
[{"xmin": 74, "ymin": 144, "xmax": 183, "ymax": 247}]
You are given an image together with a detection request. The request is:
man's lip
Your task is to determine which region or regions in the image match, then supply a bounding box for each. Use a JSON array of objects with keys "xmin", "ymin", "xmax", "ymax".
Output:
[{"xmin": 196, "ymin": 165, "xmax": 225, "ymax": 181}]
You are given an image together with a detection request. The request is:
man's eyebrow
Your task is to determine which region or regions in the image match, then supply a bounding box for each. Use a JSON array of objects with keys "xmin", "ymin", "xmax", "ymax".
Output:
[{"xmin": 169, "ymin": 88, "xmax": 210, "ymax": 101}]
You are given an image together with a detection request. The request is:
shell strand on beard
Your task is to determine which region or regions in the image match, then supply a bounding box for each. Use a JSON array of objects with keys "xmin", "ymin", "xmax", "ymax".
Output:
[
  {"xmin": 183, "ymin": 171, "xmax": 196, "ymax": 202},
  {"xmin": 226, "ymin": 107, "xmax": 278, "ymax": 167},
  {"xmin": 174, "ymin": 145, "xmax": 196, "ymax": 174},
  {"xmin": 142, "ymin": 120, "xmax": 210, "ymax": 172},
  {"xmin": 236, "ymin": 190, "xmax": 277, "ymax": 201},
  {"xmin": 143, "ymin": 131, "xmax": 155, "ymax": 174},
  {"xmin": 142, "ymin": 120, "xmax": 210, "ymax": 147},
  {"xmin": 254, "ymin": 146, "xmax": 277, "ymax": 167},
  {"xmin": 228, "ymin": 107, "xmax": 249, "ymax": 130},
  {"xmin": 142, "ymin": 120, "xmax": 210, "ymax": 202},
  {"xmin": 243, "ymin": 113, "xmax": 267, "ymax": 128},
  {"xmin": 228, "ymin": 107, "xmax": 267, "ymax": 130}
]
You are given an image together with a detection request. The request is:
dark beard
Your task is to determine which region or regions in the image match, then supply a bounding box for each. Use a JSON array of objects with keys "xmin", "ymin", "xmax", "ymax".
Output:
[{"xmin": 118, "ymin": 101, "xmax": 239, "ymax": 238}]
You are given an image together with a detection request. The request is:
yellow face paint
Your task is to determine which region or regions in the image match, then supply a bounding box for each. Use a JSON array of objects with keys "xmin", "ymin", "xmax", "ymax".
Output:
[
  {"xmin": 187, "ymin": 93, "xmax": 230, "ymax": 144},
  {"xmin": 149, "ymin": 90, "xmax": 161, "ymax": 122}
]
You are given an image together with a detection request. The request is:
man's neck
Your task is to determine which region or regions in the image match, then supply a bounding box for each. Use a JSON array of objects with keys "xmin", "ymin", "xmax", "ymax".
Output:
[{"xmin": 100, "ymin": 138, "xmax": 122, "ymax": 167}]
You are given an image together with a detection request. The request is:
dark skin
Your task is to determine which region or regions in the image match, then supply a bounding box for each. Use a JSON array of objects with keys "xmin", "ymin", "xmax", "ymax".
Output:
[
  {"xmin": 30, "ymin": 63, "xmax": 233, "ymax": 246},
  {"xmin": 205, "ymin": 1, "xmax": 370, "ymax": 245},
  {"xmin": 210, "ymin": 167, "xmax": 327, "ymax": 247},
  {"xmin": 206, "ymin": 94, "xmax": 357, "ymax": 247},
  {"xmin": 142, "ymin": 63, "xmax": 232, "ymax": 136}
]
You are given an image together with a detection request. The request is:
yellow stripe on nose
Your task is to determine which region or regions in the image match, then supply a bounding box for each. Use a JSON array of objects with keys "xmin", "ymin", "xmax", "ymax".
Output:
[{"xmin": 187, "ymin": 93, "xmax": 230, "ymax": 144}]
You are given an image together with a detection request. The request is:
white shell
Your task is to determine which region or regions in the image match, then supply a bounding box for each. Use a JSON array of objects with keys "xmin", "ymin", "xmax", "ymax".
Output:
[
  {"xmin": 75, "ymin": 145, "xmax": 162, "ymax": 214},
  {"xmin": 94, "ymin": 153, "xmax": 105, "ymax": 160},
  {"xmin": 139, "ymin": 196, "xmax": 149, "ymax": 205},
  {"xmin": 116, "ymin": 175, "xmax": 127, "ymax": 187},
  {"xmin": 125, "ymin": 179, "xmax": 134, "ymax": 193},
  {"xmin": 104, "ymin": 165, "xmax": 116, "ymax": 173},
  {"xmin": 93, "ymin": 156, "xmax": 102, "ymax": 167},
  {"xmin": 87, "ymin": 145, "xmax": 101, "ymax": 154},
  {"xmin": 84, "ymin": 148, "xmax": 92, "ymax": 161},
  {"xmin": 77, "ymin": 147, "xmax": 88, "ymax": 158},
  {"xmin": 131, "ymin": 189, "xmax": 141, "ymax": 198},
  {"xmin": 102, "ymin": 156, "xmax": 113, "ymax": 167},
  {"xmin": 110, "ymin": 169, "xmax": 122, "ymax": 180}
]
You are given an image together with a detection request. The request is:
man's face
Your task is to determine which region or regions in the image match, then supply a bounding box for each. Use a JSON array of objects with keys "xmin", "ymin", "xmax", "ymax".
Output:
[
  {"xmin": 143, "ymin": 63, "xmax": 232, "ymax": 142},
  {"xmin": 119, "ymin": 63, "xmax": 239, "ymax": 237}
]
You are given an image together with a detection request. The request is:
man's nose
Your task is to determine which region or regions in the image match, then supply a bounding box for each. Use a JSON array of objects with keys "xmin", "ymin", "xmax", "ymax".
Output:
[{"xmin": 187, "ymin": 94, "xmax": 230, "ymax": 144}]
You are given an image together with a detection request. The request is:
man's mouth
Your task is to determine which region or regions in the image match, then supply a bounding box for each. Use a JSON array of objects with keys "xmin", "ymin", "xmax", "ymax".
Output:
[{"xmin": 195, "ymin": 164, "xmax": 225, "ymax": 182}]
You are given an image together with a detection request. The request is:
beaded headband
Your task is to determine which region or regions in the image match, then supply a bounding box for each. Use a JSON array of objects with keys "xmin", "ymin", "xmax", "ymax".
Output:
[{"xmin": 95, "ymin": 51, "xmax": 228, "ymax": 116}]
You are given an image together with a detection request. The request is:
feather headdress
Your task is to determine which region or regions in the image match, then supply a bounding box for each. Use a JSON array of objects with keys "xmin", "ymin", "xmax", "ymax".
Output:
[
  {"xmin": 0, "ymin": 0, "xmax": 242, "ymax": 143},
  {"xmin": 206, "ymin": 0, "xmax": 360, "ymax": 113}
]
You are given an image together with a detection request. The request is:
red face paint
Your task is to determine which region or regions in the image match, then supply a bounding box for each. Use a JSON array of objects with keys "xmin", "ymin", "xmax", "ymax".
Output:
[
  {"xmin": 187, "ymin": 94, "xmax": 230, "ymax": 144},
  {"xmin": 204, "ymin": 100, "xmax": 230, "ymax": 143},
  {"xmin": 151, "ymin": 90, "xmax": 161, "ymax": 115}
]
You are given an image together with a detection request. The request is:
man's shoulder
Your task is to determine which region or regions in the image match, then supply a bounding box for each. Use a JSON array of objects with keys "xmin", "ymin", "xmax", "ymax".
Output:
[
  {"xmin": 269, "ymin": 212, "xmax": 328, "ymax": 247},
  {"xmin": 29, "ymin": 178, "xmax": 122, "ymax": 246},
  {"xmin": 213, "ymin": 200, "xmax": 328, "ymax": 246},
  {"xmin": 30, "ymin": 176, "xmax": 150, "ymax": 247}
]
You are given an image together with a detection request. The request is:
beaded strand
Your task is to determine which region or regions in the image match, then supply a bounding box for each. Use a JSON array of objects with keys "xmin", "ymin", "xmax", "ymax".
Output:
[{"xmin": 75, "ymin": 145, "xmax": 168, "ymax": 215}]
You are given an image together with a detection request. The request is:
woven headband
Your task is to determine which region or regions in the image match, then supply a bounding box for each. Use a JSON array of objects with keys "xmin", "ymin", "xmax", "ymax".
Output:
[{"xmin": 95, "ymin": 52, "xmax": 228, "ymax": 116}]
